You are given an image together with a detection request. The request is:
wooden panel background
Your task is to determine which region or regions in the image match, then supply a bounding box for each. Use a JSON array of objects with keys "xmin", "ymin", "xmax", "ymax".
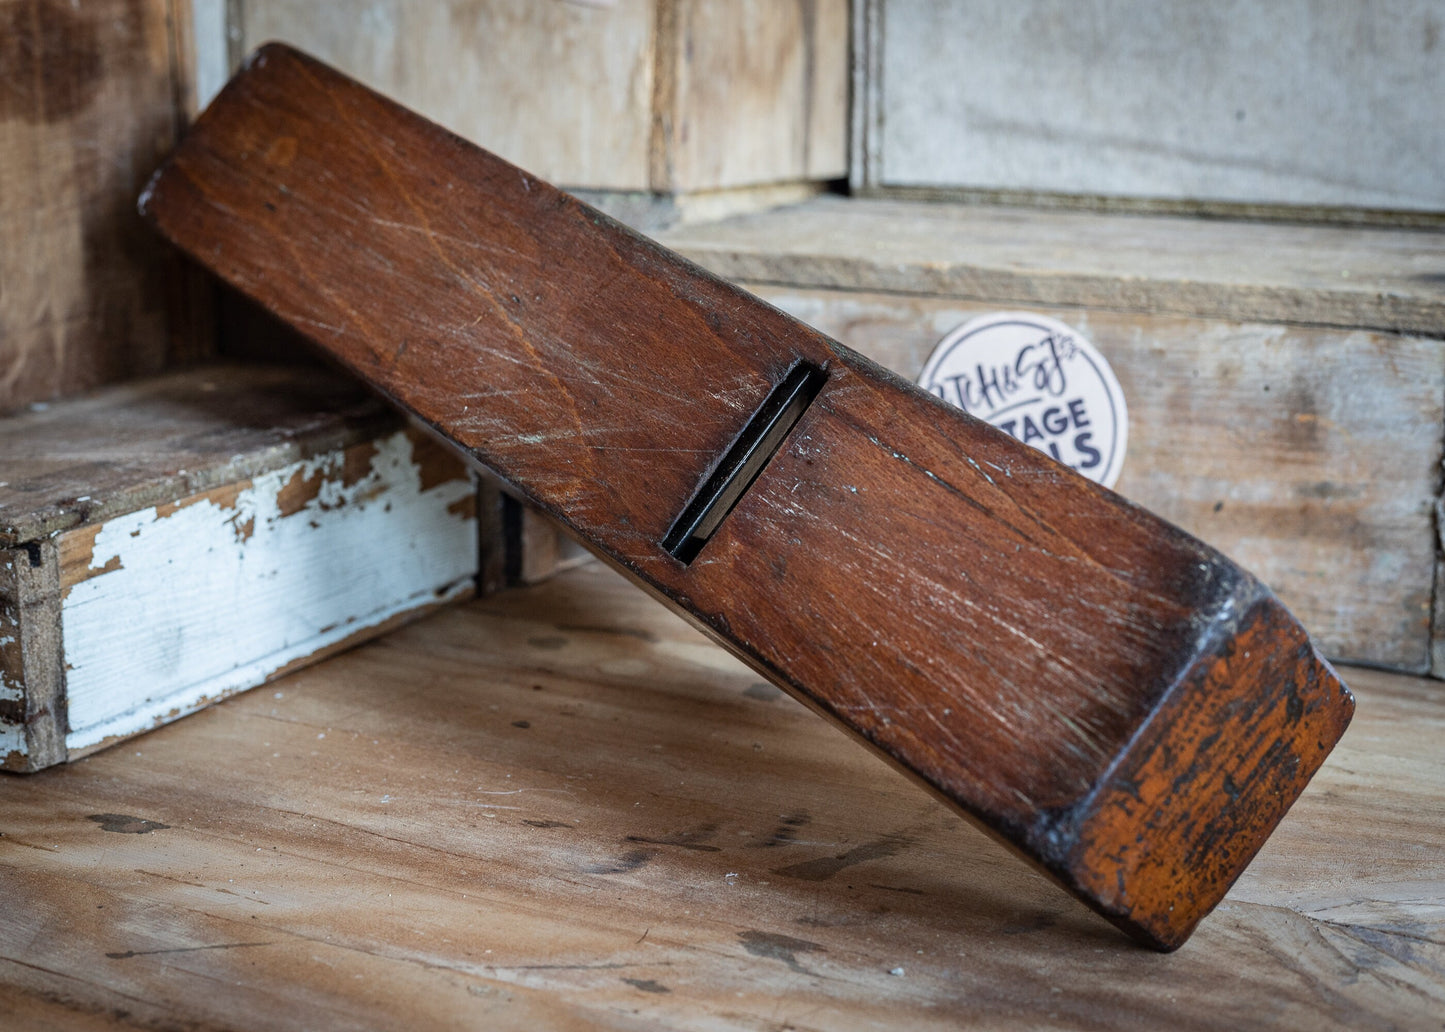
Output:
[
  {"xmin": 231, "ymin": 0, "xmax": 657, "ymax": 191},
  {"xmin": 653, "ymin": 0, "xmax": 848, "ymax": 191},
  {"xmin": 0, "ymin": 0, "xmax": 209, "ymax": 412},
  {"xmin": 749, "ymin": 287, "xmax": 1445, "ymax": 672},
  {"xmin": 226, "ymin": 0, "xmax": 848, "ymax": 194},
  {"xmin": 854, "ymin": 0, "xmax": 1445, "ymax": 220}
]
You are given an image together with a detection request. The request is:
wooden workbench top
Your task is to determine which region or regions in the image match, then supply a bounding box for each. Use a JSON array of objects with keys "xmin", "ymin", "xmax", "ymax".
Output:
[{"xmin": 2, "ymin": 563, "xmax": 1440, "ymax": 1029}]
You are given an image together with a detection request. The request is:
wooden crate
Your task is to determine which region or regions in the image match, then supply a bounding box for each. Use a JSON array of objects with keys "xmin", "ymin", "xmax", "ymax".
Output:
[
  {"xmin": 210, "ymin": 0, "xmax": 849, "ymax": 201},
  {"xmin": 852, "ymin": 0, "xmax": 1445, "ymax": 222},
  {"xmin": 658, "ymin": 197, "xmax": 1445, "ymax": 675},
  {"xmin": 0, "ymin": 365, "xmax": 490, "ymax": 771}
]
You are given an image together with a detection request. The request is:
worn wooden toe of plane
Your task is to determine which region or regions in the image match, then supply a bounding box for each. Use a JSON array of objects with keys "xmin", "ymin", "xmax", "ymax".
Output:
[{"xmin": 139, "ymin": 44, "xmax": 1355, "ymax": 950}]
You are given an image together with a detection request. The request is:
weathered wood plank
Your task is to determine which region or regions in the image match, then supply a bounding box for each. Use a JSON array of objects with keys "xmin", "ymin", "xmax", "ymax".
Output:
[
  {"xmin": 744, "ymin": 286, "xmax": 1445, "ymax": 672},
  {"xmin": 0, "ymin": 364, "xmax": 393, "ymax": 547},
  {"xmin": 0, "ymin": 0, "xmax": 209, "ymax": 410},
  {"xmin": 232, "ymin": 0, "xmax": 657, "ymax": 190},
  {"xmin": 140, "ymin": 45, "xmax": 1354, "ymax": 948},
  {"xmin": 0, "ymin": 364, "xmax": 489, "ymax": 770},
  {"xmin": 0, "ymin": 541, "xmax": 65, "ymax": 771},
  {"xmin": 230, "ymin": 0, "xmax": 848, "ymax": 195},
  {"xmin": 0, "ymin": 563, "xmax": 1438, "ymax": 1029},
  {"xmin": 1436, "ymin": 542, "xmax": 1445, "ymax": 679},
  {"xmin": 656, "ymin": 195, "xmax": 1445, "ymax": 335},
  {"xmin": 856, "ymin": 0, "xmax": 1445, "ymax": 217},
  {"xmin": 569, "ymin": 180, "xmax": 832, "ymax": 235},
  {"xmin": 517, "ymin": 505, "xmax": 593, "ymax": 587},
  {"xmin": 56, "ymin": 427, "xmax": 478, "ymax": 756},
  {"xmin": 653, "ymin": 0, "xmax": 848, "ymax": 191}
]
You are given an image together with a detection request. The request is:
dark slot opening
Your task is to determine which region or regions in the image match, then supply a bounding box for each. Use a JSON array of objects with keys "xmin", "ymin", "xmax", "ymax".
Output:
[{"xmin": 662, "ymin": 362, "xmax": 827, "ymax": 564}]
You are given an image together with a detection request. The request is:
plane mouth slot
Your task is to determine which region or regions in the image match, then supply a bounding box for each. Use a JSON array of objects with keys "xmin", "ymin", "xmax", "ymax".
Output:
[{"xmin": 662, "ymin": 361, "xmax": 827, "ymax": 564}]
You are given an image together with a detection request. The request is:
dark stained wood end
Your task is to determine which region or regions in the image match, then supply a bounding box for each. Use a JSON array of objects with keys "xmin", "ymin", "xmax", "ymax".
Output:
[{"xmin": 1059, "ymin": 590, "xmax": 1354, "ymax": 949}]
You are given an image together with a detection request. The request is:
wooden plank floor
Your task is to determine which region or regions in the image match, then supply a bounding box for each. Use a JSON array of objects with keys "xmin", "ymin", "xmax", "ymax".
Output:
[{"xmin": 1, "ymin": 563, "xmax": 1440, "ymax": 1030}]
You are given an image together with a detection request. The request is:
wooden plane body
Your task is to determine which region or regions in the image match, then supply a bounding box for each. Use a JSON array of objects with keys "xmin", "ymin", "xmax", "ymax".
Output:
[{"xmin": 140, "ymin": 44, "xmax": 1354, "ymax": 950}]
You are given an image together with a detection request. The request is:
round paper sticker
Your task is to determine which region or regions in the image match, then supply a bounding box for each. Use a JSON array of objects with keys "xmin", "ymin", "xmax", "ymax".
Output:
[{"xmin": 918, "ymin": 312, "xmax": 1128, "ymax": 488}]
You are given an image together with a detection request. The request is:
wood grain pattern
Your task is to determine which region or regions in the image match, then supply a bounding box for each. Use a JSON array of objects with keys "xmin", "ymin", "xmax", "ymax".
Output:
[
  {"xmin": 232, "ymin": 0, "xmax": 848, "ymax": 194},
  {"xmin": 855, "ymin": 0, "xmax": 1445, "ymax": 217},
  {"xmin": 0, "ymin": 564, "xmax": 1438, "ymax": 1029},
  {"xmin": 0, "ymin": 540, "xmax": 65, "ymax": 772},
  {"xmin": 740, "ymin": 287, "xmax": 1445, "ymax": 672},
  {"xmin": 0, "ymin": 364, "xmax": 391, "ymax": 547},
  {"xmin": 653, "ymin": 0, "xmax": 849, "ymax": 191},
  {"xmin": 138, "ymin": 45, "xmax": 1354, "ymax": 949},
  {"xmin": 655, "ymin": 194, "xmax": 1445, "ymax": 335},
  {"xmin": 0, "ymin": 0, "xmax": 209, "ymax": 410},
  {"xmin": 233, "ymin": 0, "xmax": 657, "ymax": 190}
]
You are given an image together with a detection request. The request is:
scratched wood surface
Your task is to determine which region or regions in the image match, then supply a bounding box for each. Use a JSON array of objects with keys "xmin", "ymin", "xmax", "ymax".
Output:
[
  {"xmin": 139, "ymin": 45, "xmax": 1354, "ymax": 948},
  {"xmin": 0, "ymin": 562, "xmax": 1438, "ymax": 1031},
  {"xmin": 733, "ymin": 286, "xmax": 1445, "ymax": 673},
  {"xmin": 0, "ymin": 0, "xmax": 210, "ymax": 411}
]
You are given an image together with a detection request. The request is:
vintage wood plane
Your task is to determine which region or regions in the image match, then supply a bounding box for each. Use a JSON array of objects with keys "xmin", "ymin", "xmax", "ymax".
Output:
[{"xmin": 139, "ymin": 44, "xmax": 1354, "ymax": 950}]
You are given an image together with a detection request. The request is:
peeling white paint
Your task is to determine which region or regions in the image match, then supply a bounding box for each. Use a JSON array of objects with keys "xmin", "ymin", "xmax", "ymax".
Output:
[{"xmin": 62, "ymin": 431, "xmax": 477, "ymax": 751}]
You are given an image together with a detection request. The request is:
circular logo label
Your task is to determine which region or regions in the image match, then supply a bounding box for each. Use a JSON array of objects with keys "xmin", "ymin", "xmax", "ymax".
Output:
[{"xmin": 918, "ymin": 312, "xmax": 1128, "ymax": 488}]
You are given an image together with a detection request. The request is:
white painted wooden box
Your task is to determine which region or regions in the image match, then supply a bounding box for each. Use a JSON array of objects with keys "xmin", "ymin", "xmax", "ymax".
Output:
[{"xmin": 1, "ymin": 365, "xmax": 485, "ymax": 771}]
